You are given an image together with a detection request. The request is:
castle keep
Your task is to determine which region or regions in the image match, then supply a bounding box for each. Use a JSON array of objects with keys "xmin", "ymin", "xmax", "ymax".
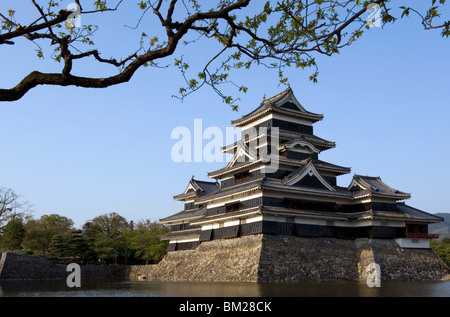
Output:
[
  {"xmin": 161, "ymin": 87, "xmax": 442, "ymax": 249},
  {"xmin": 149, "ymin": 87, "xmax": 448, "ymax": 282}
]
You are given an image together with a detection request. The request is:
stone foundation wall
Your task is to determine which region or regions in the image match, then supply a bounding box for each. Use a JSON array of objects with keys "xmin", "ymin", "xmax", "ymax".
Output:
[
  {"xmin": 128, "ymin": 234, "xmax": 449, "ymax": 282},
  {"xmin": 258, "ymin": 235, "xmax": 360, "ymax": 282},
  {"xmin": 258, "ymin": 235, "xmax": 449, "ymax": 282},
  {"xmin": 0, "ymin": 252, "xmax": 125, "ymax": 280},
  {"xmin": 368, "ymin": 239, "xmax": 447, "ymax": 280},
  {"xmin": 128, "ymin": 234, "xmax": 262, "ymax": 282}
]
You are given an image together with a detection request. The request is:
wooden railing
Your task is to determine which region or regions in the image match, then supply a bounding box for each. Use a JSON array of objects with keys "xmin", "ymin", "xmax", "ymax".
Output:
[{"xmin": 406, "ymin": 232, "xmax": 439, "ymax": 239}]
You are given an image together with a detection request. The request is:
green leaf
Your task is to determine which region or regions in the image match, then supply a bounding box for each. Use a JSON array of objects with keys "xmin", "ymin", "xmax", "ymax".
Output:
[
  {"xmin": 224, "ymin": 96, "xmax": 232, "ymax": 104},
  {"xmin": 36, "ymin": 49, "xmax": 43, "ymax": 59},
  {"xmin": 401, "ymin": 8, "xmax": 410, "ymax": 18},
  {"xmin": 260, "ymin": 13, "xmax": 267, "ymax": 23},
  {"xmin": 188, "ymin": 79, "xmax": 198, "ymax": 88},
  {"xmin": 264, "ymin": 1, "xmax": 271, "ymax": 14},
  {"xmin": 138, "ymin": 1, "xmax": 147, "ymax": 10}
]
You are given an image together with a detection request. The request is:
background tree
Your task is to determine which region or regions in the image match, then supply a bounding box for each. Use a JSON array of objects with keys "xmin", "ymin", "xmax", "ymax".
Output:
[
  {"xmin": 431, "ymin": 237, "xmax": 450, "ymax": 266},
  {"xmin": 130, "ymin": 219, "xmax": 169, "ymax": 264},
  {"xmin": 0, "ymin": 1, "xmax": 448, "ymax": 106},
  {"xmin": 0, "ymin": 217, "xmax": 26, "ymax": 251},
  {"xmin": 82, "ymin": 212, "xmax": 128, "ymax": 264},
  {"xmin": 23, "ymin": 213, "xmax": 74, "ymax": 255},
  {"xmin": 63, "ymin": 229, "xmax": 89, "ymax": 263},
  {"xmin": 48, "ymin": 234, "xmax": 66, "ymax": 256},
  {"xmin": 0, "ymin": 188, "xmax": 32, "ymax": 233}
]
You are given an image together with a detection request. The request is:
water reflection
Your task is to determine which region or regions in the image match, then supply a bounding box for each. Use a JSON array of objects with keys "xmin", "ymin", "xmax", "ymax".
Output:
[{"xmin": 0, "ymin": 279, "xmax": 449, "ymax": 297}]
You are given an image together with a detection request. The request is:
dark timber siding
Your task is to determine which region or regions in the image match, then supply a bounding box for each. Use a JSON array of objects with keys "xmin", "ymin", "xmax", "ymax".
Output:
[
  {"xmin": 206, "ymin": 197, "xmax": 263, "ymax": 216},
  {"xmin": 212, "ymin": 225, "xmax": 240, "ymax": 239},
  {"xmin": 199, "ymin": 230, "xmax": 212, "ymax": 241},
  {"xmin": 221, "ymin": 170, "xmax": 264, "ymax": 189},
  {"xmin": 371, "ymin": 226, "xmax": 405, "ymax": 238},
  {"xmin": 250, "ymin": 119, "xmax": 313, "ymax": 135},
  {"xmin": 371, "ymin": 202, "xmax": 399, "ymax": 212},
  {"xmin": 240, "ymin": 222, "xmax": 263, "ymax": 236},
  {"xmin": 285, "ymin": 151, "xmax": 318, "ymax": 161},
  {"xmin": 272, "ymin": 119, "xmax": 313, "ymax": 135},
  {"xmin": 167, "ymin": 221, "xmax": 406, "ymax": 251}
]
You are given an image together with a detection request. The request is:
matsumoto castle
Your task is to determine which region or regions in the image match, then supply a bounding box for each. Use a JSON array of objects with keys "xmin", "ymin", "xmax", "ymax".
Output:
[{"xmin": 160, "ymin": 87, "xmax": 442, "ymax": 251}]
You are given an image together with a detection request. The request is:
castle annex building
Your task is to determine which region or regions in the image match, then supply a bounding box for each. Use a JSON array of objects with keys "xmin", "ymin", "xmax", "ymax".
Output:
[{"xmin": 160, "ymin": 87, "xmax": 442, "ymax": 251}]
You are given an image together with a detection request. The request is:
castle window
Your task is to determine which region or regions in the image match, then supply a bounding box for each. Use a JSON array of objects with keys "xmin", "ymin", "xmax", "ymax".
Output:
[
  {"xmin": 226, "ymin": 203, "xmax": 240, "ymax": 213},
  {"xmin": 235, "ymin": 171, "xmax": 250, "ymax": 184}
]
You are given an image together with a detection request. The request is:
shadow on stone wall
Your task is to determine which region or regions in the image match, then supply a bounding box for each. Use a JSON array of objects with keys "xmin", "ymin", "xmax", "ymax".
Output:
[{"xmin": 0, "ymin": 252, "xmax": 125, "ymax": 280}]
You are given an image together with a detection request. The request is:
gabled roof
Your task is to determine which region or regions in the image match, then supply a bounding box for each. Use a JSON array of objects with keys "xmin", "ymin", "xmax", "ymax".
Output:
[
  {"xmin": 394, "ymin": 203, "xmax": 443, "ymax": 223},
  {"xmin": 159, "ymin": 228, "xmax": 201, "ymax": 241},
  {"xmin": 224, "ymin": 140, "xmax": 258, "ymax": 169},
  {"xmin": 281, "ymin": 160, "xmax": 336, "ymax": 191},
  {"xmin": 261, "ymin": 178, "xmax": 353, "ymax": 199},
  {"xmin": 279, "ymin": 157, "xmax": 351, "ymax": 176},
  {"xmin": 195, "ymin": 178, "xmax": 264, "ymax": 203},
  {"xmin": 208, "ymin": 155, "xmax": 351, "ymax": 180},
  {"xmin": 347, "ymin": 174, "xmax": 411, "ymax": 200},
  {"xmin": 173, "ymin": 177, "xmax": 220, "ymax": 201},
  {"xmin": 221, "ymin": 130, "xmax": 335, "ymax": 154},
  {"xmin": 231, "ymin": 87, "xmax": 324, "ymax": 127},
  {"xmin": 159, "ymin": 206, "xmax": 208, "ymax": 224},
  {"xmin": 279, "ymin": 133, "xmax": 335, "ymax": 151},
  {"xmin": 208, "ymin": 157, "xmax": 263, "ymax": 179},
  {"xmin": 280, "ymin": 139, "xmax": 320, "ymax": 154}
]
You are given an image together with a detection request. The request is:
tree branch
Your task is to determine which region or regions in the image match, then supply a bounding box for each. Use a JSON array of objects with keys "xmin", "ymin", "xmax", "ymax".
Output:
[{"xmin": 0, "ymin": 9, "xmax": 71, "ymax": 45}]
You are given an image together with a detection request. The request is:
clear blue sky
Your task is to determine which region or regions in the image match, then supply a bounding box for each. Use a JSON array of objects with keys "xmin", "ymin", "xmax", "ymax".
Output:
[{"xmin": 1, "ymin": 1, "xmax": 449, "ymax": 228}]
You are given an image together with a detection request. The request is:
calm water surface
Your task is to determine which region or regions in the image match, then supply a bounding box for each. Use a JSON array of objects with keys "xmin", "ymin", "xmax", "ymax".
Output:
[{"xmin": 0, "ymin": 279, "xmax": 449, "ymax": 297}]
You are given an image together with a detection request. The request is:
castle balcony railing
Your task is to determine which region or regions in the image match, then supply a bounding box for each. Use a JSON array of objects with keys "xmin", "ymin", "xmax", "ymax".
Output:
[{"xmin": 406, "ymin": 232, "xmax": 439, "ymax": 239}]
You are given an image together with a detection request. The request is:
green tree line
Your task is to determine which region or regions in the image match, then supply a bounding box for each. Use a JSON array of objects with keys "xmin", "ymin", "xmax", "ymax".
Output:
[
  {"xmin": 0, "ymin": 212, "xmax": 169, "ymax": 265},
  {"xmin": 430, "ymin": 237, "xmax": 450, "ymax": 267}
]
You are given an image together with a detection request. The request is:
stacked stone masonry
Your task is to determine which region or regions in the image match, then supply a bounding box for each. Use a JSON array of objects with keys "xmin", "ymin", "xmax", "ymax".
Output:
[{"xmin": 128, "ymin": 234, "xmax": 450, "ymax": 282}]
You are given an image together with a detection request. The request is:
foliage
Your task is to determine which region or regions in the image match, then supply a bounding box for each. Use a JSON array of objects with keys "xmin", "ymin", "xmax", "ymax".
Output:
[
  {"xmin": 128, "ymin": 219, "xmax": 169, "ymax": 264},
  {"xmin": 1, "ymin": 210, "xmax": 169, "ymax": 265},
  {"xmin": 22, "ymin": 214, "xmax": 74, "ymax": 255},
  {"xmin": 0, "ymin": 1, "xmax": 448, "ymax": 106},
  {"xmin": 431, "ymin": 237, "xmax": 450, "ymax": 266},
  {"xmin": 0, "ymin": 217, "xmax": 26, "ymax": 251},
  {"xmin": 48, "ymin": 234, "xmax": 66, "ymax": 257},
  {"xmin": 82, "ymin": 212, "xmax": 129, "ymax": 264}
]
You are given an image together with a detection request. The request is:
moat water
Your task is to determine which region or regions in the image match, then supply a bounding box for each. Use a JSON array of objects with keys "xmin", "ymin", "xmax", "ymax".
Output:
[{"xmin": 0, "ymin": 279, "xmax": 449, "ymax": 297}]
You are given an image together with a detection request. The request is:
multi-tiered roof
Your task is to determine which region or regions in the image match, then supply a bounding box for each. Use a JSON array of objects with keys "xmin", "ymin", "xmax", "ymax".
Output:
[{"xmin": 160, "ymin": 87, "xmax": 442, "ymax": 250}]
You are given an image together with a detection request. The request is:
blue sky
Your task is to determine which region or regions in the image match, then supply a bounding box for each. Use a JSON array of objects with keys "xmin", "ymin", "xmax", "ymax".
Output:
[{"xmin": 1, "ymin": 1, "xmax": 449, "ymax": 228}]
